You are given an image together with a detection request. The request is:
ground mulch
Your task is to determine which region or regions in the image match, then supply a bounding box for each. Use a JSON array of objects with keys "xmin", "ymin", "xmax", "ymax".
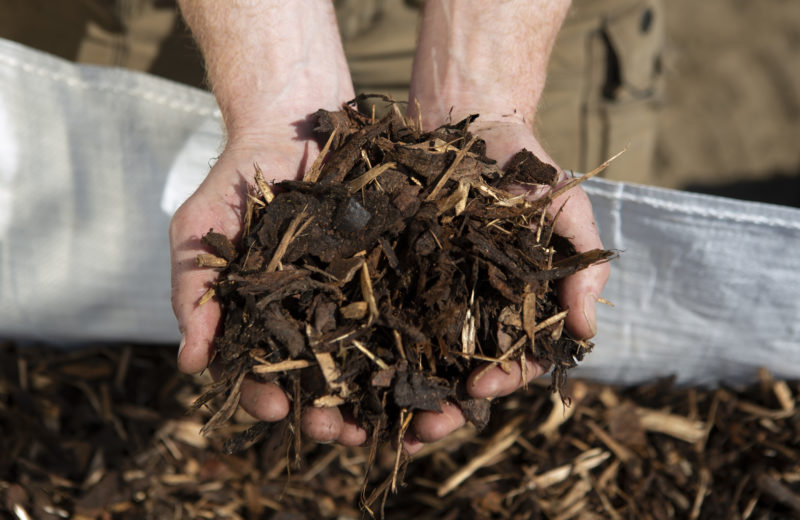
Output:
[{"xmin": 1, "ymin": 342, "xmax": 798, "ymax": 519}]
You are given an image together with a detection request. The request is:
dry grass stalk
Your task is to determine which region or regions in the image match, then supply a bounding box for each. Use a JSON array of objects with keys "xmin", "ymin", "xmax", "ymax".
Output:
[
  {"xmin": 352, "ymin": 340, "xmax": 390, "ymax": 370},
  {"xmin": 392, "ymin": 410, "xmax": 413, "ymax": 493},
  {"xmin": 359, "ymin": 261, "xmax": 379, "ymax": 324}
]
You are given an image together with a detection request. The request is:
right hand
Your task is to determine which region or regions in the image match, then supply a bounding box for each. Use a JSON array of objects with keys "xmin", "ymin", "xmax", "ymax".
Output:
[
  {"xmin": 173, "ymin": 0, "xmax": 363, "ymax": 446},
  {"xmin": 169, "ymin": 124, "xmax": 367, "ymax": 447}
]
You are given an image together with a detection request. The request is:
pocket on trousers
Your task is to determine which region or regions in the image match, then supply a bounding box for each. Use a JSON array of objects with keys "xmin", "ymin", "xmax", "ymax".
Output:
[
  {"xmin": 602, "ymin": 0, "xmax": 665, "ymax": 100},
  {"xmin": 585, "ymin": 0, "xmax": 665, "ymax": 182}
]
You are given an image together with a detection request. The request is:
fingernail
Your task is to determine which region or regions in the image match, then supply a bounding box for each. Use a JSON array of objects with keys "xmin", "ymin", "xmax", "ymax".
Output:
[
  {"xmin": 583, "ymin": 293, "xmax": 598, "ymax": 338},
  {"xmin": 177, "ymin": 334, "xmax": 186, "ymax": 361}
]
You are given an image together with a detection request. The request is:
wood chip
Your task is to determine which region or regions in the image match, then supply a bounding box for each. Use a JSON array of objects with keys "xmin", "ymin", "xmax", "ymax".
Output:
[
  {"xmin": 195, "ymin": 253, "xmax": 228, "ymax": 268},
  {"xmin": 437, "ymin": 416, "xmax": 524, "ymax": 497},
  {"xmin": 251, "ymin": 359, "xmax": 315, "ymax": 374},
  {"xmin": 636, "ymin": 407, "xmax": 706, "ymax": 443},
  {"xmin": 254, "ymin": 163, "xmax": 275, "ymax": 204}
]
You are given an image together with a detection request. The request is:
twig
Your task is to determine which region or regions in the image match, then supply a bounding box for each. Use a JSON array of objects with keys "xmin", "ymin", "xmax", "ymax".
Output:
[
  {"xmin": 200, "ymin": 370, "xmax": 246, "ymax": 435},
  {"xmin": 251, "ymin": 359, "xmax": 315, "ymax": 374},
  {"xmin": 392, "ymin": 330, "xmax": 407, "ymax": 362},
  {"xmin": 266, "ymin": 207, "xmax": 312, "ymax": 272},
  {"xmin": 348, "ymin": 162, "xmax": 397, "ymax": 193},
  {"xmin": 437, "ymin": 416, "xmax": 524, "ymax": 496},
  {"xmin": 360, "ymin": 262, "xmax": 379, "ymax": 324},
  {"xmin": 392, "ymin": 409, "xmax": 413, "ymax": 493},
  {"xmin": 472, "ymin": 335, "xmax": 527, "ymax": 384},
  {"xmin": 312, "ymin": 350, "xmax": 349, "ymax": 398},
  {"xmin": 689, "ymin": 468, "xmax": 711, "ymax": 519},
  {"xmin": 756, "ymin": 473, "xmax": 800, "ymax": 513},
  {"xmin": 303, "ymin": 129, "xmax": 337, "ymax": 183},
  {"xmin": 426, "ymin": 136, "xmax": 478, "ymax": 201},
  {"xmin": 300, "ymin": 446, "xmax": 344, "ymax": 482},
  {"xmin": 586, "ymin": 419, "xmax": 636, "ymax": 464},
  {"xmin": 352, "ymin": 340, "xmax": 389, "ymax": 370},
  {"xmin": 537, "ymin": 382, "xmax": 588, "ymax": 438},
  {"xmin": 637, "ymin": 407, "xmax": 706, "ymax": 443},
  {"xmin": 517, "ymin": 448, "xmax": 610, "ymax": 492}
]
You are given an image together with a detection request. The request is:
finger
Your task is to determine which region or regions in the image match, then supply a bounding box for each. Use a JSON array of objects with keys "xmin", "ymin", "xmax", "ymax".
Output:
[
  {"xmin": 169, "ymin": 158, "xmax": 250, "ymax": 374},
  {"xmin": 548, "ymin": 186, "xmax": 610, "ymax": 339},
  {"xmin": 476, "ymin": 122, "xmax": 610, "ymax": 338},
  {"xmin": 506, "ymin": 181, "xmax": 608, "ymax": 339},
  {"xmin": 239, "ymin": 378, "xmax": 291, "ymax": 422},
  {"xmin": 558, "ymin": 264, "xmax": 609, "ymax": 340},
  {"xmin": 170, "ymin": 202, "xmax": 225, "ymax": 374},
  {"xmin": 411, "ymin": 401, "xmax": 466, "ymax": 444},
  {"xmin": 549, "ymin": 185, "xmax": 603, "ymax": 255},
  {"xmin": 301, "ymin": 406, "xmax": 344, "ymax": 444},
  {"xmin": 337, "ymin": 412, "xmax": 368, "ymax": 446},
  {"xmin": 467, "ymin": 357, "xmax": 547, "ymax": 399}
]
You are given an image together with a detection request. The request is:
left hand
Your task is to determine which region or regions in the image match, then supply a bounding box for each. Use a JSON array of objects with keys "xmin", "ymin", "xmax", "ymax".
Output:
[{"xmin": 403, "ymin": 117, "xmax": 610, "ymax": 455}]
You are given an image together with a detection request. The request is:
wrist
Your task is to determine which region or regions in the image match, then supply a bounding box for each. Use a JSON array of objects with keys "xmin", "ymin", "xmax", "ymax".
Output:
[
  {"xmin": 180, "ymin": 0, "xmax": 355, "ymax": 140},
  {"xmin": 408, "ymin": 0, "xmax": 570, "ymax": 129},
  {"xmin": 222, "ymin": 75, "xmax": 353, "ymax": 143},
  {"xmin": 408, "ymin": 90, "xmax": 530, "ymax": 130}
]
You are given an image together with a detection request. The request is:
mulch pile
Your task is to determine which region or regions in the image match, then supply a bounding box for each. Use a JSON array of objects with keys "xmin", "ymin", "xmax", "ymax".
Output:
[
  {"xmin": 1, "ymin": 342, "xmax": 798, "ymax": 519},
  {"xmin": 194, "ymin": 99, "xmax": 613, "ymax": 457}
]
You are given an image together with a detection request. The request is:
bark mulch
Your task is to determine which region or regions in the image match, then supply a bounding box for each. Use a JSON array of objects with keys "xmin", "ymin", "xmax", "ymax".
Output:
[{"xmin": 1, "ymin": 342, "xmax": 798, "ymax": 519}]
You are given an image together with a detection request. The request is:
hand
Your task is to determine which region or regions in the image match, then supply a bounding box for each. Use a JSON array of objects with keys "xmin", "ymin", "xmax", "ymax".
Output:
[
  {"xmin": 174, "ymin": 0, "xmax": 361, "ymax": 446},
  {"xmin": 169, "ymin": 124, "xmax": 367, "ymax": 447},
  {"xmin": 402, "ymin": 117, "xmax": 610, "ymax": 455}
]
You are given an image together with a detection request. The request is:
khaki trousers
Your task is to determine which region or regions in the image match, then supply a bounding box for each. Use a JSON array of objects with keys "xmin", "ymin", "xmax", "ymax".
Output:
[{"xmin": 338, "ymin": 0, "xmax": 665, "ymax": 183}]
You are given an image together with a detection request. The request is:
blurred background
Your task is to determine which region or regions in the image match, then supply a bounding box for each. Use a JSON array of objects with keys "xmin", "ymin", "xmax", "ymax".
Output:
[
  {"xmin": 1, "ymin": 0, "xmax": 798, "ymax": 206},
  {"xmin": 654, "ymin": 0, "xmax": 800, "ymax": 206}
]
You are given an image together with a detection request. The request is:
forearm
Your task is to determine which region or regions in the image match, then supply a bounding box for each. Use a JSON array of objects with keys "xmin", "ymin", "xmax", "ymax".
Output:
[
  {"xmin": 178, "ymin": 0, "xmax": 354, "ymax": 140},
  {"xmin": 409, "ymin": 0, "xmax": 570, "ymax": 127}
]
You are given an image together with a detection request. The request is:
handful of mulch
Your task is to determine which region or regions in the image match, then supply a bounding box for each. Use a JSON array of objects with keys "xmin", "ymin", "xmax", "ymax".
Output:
[{"xmin": 193, "ymin": 97, "xmax": 615, "ymax": 455}]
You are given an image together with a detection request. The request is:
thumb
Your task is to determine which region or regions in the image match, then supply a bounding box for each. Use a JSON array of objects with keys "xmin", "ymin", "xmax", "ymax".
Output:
[
  {"xmin": 170, "ymin": 204, "xmax": 223, "ymax": 374},
  {"xmin": 549, "ymin": 187, "xmax": 610, "ymax": 339}
]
